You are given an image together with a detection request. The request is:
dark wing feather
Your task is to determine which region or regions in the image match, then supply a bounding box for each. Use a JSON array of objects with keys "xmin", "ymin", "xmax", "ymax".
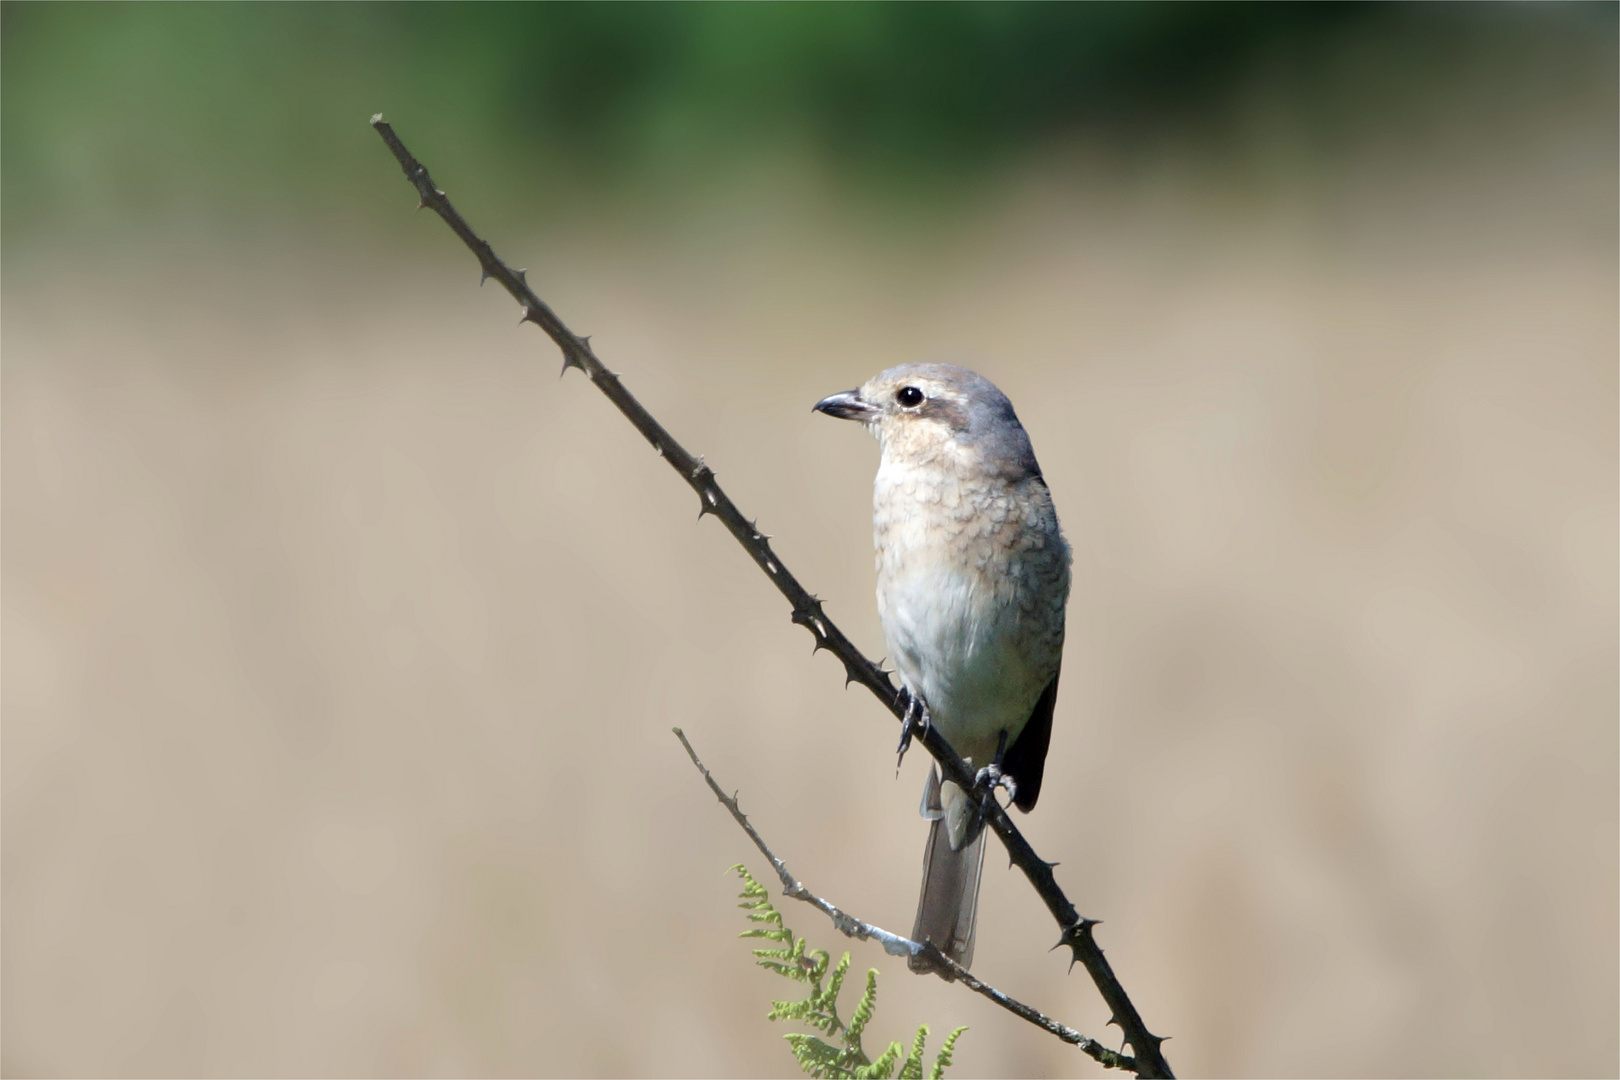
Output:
[{"xmin": 1004, "ymin": 668, "xmax": 1058, "ymax": 812}]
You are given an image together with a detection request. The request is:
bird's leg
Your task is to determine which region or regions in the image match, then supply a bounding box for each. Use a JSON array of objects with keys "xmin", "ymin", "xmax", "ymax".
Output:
[
  {"xmin": 973, "ymin": 729, "xmax": 1018, "ymax": 810},
  {"xmin": 895, "ymin": 687, "xmax": 932, "ymax": 772}
]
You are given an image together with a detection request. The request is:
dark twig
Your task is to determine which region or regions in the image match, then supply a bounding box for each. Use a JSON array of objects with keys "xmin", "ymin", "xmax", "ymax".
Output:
[
  {"xmin": 674, "ymin": 727, "xmax": 1136, "ymax": 1072},
  {"xmin": 371, "ymin": 114, "xmax": 1172, "ymax": 1079}
]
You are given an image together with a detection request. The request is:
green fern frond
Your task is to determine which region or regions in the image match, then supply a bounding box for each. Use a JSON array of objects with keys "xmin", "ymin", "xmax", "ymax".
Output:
[
  {"xmin": 821, "ymin": 953, "xmax": 851, "ymax": 1026},
  {"xmin": 769, "ymin": 998, "xmax": 816, "ymax": 1023},
  {"xmin": 757, "ymin": 939, "xmax": 824, "ymax": 982},
  {"xmin": 730, "ymin": 864, "xmax": 965, "ymax": 1079},
  {"xmin": 785, "ymin": 1032, "xmax": 849, "ymax": 1079},
  {"xmin": 928, "ymin": 1026, "xmax": 967, "ymax": 1079},
  {"xmin": 846, "ymin": 969, "xmax": 879, "ymax": 1046},
  {"xmin": 855, "ymin": 1040, "xmax": 904, "ymax": 1079},
  {"xmin": 895, "ymin": 1024, "xmax": 929, "ymax": 1080}
]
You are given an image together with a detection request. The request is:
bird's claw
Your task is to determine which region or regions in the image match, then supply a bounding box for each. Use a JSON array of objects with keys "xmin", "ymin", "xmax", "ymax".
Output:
[
  {"xmin": 973, "ymin": 762, "xmax": 1017, "ymax": 810},
  {"xmin": 895, "ymin": 688, "xmax": 931, "ymax": 772}
]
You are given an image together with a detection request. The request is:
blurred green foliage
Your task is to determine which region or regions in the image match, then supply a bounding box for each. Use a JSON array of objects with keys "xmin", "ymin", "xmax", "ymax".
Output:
[{"xmin": 1, "ymin": 2, "xmax": 1611, "ymax": 241}]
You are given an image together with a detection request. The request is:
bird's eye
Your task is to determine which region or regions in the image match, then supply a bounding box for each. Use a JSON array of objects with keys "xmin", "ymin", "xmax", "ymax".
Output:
[{"xmin": 896, "ymin": 386, "xmax": 924, "ymax": 407}]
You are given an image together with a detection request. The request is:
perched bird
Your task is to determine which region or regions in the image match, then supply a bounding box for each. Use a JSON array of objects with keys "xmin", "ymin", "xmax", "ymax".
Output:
[{"xmin": 815, "ymin": 363, "xmax": 1071, "ymax": 972}]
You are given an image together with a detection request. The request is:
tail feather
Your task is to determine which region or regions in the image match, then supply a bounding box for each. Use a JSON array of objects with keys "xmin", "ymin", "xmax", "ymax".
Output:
[{"xmin": 909, "ymin": 809, "xmax": 988, "ymax": 972}]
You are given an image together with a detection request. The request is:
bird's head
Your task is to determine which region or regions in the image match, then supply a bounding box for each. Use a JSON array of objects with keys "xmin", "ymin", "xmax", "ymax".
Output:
[{"xmin": 813, "ymin": 362, "xmax": 1041, "ymax": 481}]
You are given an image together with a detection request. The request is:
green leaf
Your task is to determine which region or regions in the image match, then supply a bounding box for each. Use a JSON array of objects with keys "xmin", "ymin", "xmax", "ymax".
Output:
[
  {"xmin": 928, "ymin": 1026, "xmax": 967, "ymax": 1079},
  {"xmin": 856, "ymin": 1040, "xmax": 903, "ymax": 1079},
  {"xmin": 897, "ymin": 1024, "xmax": 929, "ymax": 1079},
  {"xmin": 730, "ymin": 863, "xmax": 964, "ymax": 1079},
  {"xmin": 847, "ymin": 969, "xmax": 879, "ymax": 1046}
]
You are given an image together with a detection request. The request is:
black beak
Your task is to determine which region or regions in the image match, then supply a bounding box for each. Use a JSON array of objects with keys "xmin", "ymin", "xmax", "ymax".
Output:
[{"xmin": 813, "ymin": 389, "xmax": 877, "ymax": 421}]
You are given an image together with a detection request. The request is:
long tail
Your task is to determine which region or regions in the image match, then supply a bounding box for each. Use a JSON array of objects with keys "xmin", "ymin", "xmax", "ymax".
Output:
[{"xmin": 909, "ymin": 778, "xmax": 989, "ymax": 972}]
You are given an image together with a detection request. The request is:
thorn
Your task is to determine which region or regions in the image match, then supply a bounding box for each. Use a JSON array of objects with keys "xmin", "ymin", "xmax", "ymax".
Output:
[
  {"xmin": 416, "ymin": 199, "xmax": 427, "ymax": 211},
  {"xmin": 515, "ymin": 268, "xmax": 528, "ymax": 284},
  {"xmin": 479, "ymin": 268, "xmax": 489, "ymax": 286},
  {"xmin": 518, "ymin": 305, "xmax": 534, "ymax": 325},
  {"xmin": 554, "ymin": 340, "xmax": 586, "ymax": 376}
]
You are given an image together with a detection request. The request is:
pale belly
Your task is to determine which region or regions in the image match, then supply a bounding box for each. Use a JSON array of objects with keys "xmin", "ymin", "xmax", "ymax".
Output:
[{"xmin": 877, "ymin": 559, "xmax": 1050, "ymax": 766}]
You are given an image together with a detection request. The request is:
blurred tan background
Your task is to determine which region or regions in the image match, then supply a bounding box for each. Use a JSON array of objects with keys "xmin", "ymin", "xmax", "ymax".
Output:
[{"xmin": 3, "ymin": 5, "xmax": 1616, "ymax": 1077}]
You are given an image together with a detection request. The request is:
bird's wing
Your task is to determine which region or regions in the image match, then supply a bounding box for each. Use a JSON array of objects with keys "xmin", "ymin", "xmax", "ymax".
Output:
[{"xmin": 1004, "ymin": 667, "xmax": 1058, "ymax": 813}]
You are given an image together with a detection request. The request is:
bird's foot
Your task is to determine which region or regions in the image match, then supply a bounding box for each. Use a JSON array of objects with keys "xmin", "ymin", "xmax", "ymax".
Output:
[
  {"xmin": 895, "ymin": 688, "xmax": 931, "ymax": 772},
  {"xmin": 973, "ymin": 762, "xmax": 1017, "ymax": 812}
]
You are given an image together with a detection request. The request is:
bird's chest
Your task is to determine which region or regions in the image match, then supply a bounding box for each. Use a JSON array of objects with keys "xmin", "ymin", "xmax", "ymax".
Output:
[{"xmin": 871, "ymin": 460, "xmax": 1045, "ymax": 754}]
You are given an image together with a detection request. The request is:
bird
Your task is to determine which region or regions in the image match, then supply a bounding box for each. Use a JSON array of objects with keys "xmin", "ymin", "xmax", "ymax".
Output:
[{"xmin": 814, "ymin": 362, "xmax": 1070, "ymax": 972}]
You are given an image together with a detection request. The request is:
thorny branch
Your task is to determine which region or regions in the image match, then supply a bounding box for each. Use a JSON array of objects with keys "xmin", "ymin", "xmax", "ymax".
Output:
[
  {"xmin": 371, "ymin": 114, "xmax": 1173, "ymax": 1079},
  {"xmin": 675, "ymin": 726, "xmax": 1137, "ymax": 1072}
]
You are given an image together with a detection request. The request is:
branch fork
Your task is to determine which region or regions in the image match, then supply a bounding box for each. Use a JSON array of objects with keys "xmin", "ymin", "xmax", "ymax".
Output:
[{"xmin": 676, "ymin": 727, "xmax": 1137, "ymax": 1073}]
